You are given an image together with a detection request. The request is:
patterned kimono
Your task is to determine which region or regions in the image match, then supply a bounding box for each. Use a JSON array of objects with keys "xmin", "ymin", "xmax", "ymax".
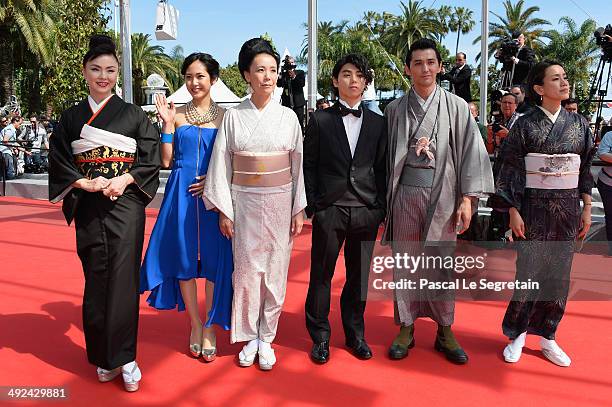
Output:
[
  {"xmin": 48, "ymin": 94, "xmax": 160, "ymax": 369},
  {"xmin": 495, "ymin": 107, "xmax": 596, "ymax": 340},
  {"xmin": 203, "ymin": 99, "xmax": 306, "ymax": 343}
]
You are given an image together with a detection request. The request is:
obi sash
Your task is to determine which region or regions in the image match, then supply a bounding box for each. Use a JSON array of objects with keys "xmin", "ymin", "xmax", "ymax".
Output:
[
  {"xmin": 232, "ymin": 151, "xmax": 291, "ymax": 187},
  {"xmin": 525, "ymin": 153, "xmax": 580, "ymax": 189},
  {"xmin": 72, "ymin": 124, "xmax": 137, "ymax": 179}
]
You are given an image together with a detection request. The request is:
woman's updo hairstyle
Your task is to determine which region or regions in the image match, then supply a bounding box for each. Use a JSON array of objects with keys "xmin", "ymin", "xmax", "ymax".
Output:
[
  {"xmin": 237, "ymin": 38, "xmax": 280, "ymax": 81},
  {"xmin": 526, "ymin": 59, "xmax": 564, "ymax": 106},
  {"xmin": 83, "ymin": 34, "xmax": 118, "ymax": 67},
  {"xmin": 181, "ymin": 52, "xmax": 220, "ymax": 80}
]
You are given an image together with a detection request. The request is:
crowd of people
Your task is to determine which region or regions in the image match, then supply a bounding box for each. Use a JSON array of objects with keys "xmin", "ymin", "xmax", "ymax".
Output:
[
  {"xmin": 0, "ymin": 114, "xmax": 53, "ymax": 180},
  {"xmin": 41, "ymin": 32, "xmax": 611, "ymax": 395}
]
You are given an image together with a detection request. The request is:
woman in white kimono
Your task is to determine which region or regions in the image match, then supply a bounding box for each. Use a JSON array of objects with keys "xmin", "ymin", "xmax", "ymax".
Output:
[{"xmin": 203, "ymin": 38, "xmax": 306, "ymax": 370}]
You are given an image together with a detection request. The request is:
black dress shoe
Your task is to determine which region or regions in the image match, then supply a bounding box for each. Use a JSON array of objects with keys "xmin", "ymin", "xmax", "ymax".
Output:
[
  {"xmin": 310, "ymin": 341, "xmax": 330, "ymax": 364},
  {"xmin": 346, "ymin": 340, "xmax": 373, "ymax": 360},
  {"xmin": 434, "ymin": 338, "xmax": 468, "ymax": 364},
  {"xmin": 388, "ymin": 338, "xmax": 415, "ymax": 360}
]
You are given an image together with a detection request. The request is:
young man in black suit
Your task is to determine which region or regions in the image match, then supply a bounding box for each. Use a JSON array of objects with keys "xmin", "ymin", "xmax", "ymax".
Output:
[{"xmin": 303, "ymin": 54, "xmax": 387, "ymax": 363}]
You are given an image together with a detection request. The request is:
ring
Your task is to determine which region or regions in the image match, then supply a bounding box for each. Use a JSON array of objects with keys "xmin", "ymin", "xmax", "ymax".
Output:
[{"xmin": 110, "ymin": 196, "xmax": 118, "ymax": 201}]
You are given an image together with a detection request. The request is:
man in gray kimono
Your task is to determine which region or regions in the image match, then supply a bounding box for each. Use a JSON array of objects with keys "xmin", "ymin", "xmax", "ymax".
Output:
[{"xmin": 383, "ymin": 38, "xmax": 494, "ymax": 364}]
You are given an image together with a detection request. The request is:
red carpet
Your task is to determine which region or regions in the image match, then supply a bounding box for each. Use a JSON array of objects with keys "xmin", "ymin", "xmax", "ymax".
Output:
[{"xmin": 1, "ymin": 196, "xmax": 611, "ymax": 406}]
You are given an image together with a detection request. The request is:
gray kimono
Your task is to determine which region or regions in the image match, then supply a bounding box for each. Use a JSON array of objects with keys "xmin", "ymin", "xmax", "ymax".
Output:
[{"xmin": 384, "ymin": 87, "xmax": 494, "ymax": 325}]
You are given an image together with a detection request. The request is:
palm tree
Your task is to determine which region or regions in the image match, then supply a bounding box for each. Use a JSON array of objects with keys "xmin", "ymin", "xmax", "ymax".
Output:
[
  {"xmin": 0, "ymin": 0, "xmax": 58, "ymax": 105},
  {"xmin": 449, "ymin": 7, "xmax": 476, "ymax": 55},
  {"xmin": 130, "ymin": 33, "xmax": 177, "ymax": 105},
  {"xmin": 382, "ymin": 0, "xmax": 441, "ymax": 60},
  {"xmin": 435, "ymin": 5, "xmax": 453, "ymax": 45},
  {"xmin": 473, "ymin": 0, "xmax": 550, "ymax": 61},
  {"xmin": 164, "ymin": 45, "xmax": 185, "ymax": 94},
  {"xmin": 543, "ymin": 17, "xmax": 598, "ymax": 98}
]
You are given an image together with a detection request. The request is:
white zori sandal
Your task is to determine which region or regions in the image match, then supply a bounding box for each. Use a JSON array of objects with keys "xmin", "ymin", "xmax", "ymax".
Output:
[
  {"xmin": 122, "ymin": 361, "xmax": 142, "ymax": 392},
  {"xmin": 238, "ymin": 340, "xmax": 259, "ymax": 367},
  {"xmin": 258, "ymin": 342, "xmax": 276, "ymax": 371}
]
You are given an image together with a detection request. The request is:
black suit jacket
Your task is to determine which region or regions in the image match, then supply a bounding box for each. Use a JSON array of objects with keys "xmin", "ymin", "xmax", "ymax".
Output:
[
  {"xmin": 441, "ymin": 65, "xmax": 472, "ymax": 102},
  {"xmin": 277, "ymin": 69, "xmax": 306, "ymax": 108},
  {"xmin": 512, "ymin": 46, "xmax": 536, "ymax": 85},
  {"xmin": 303, "ymin": 102, "xmax": 387, "ymax": 218}
]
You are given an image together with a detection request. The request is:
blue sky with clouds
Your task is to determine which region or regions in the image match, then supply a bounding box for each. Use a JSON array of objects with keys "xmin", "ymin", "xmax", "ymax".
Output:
[{"xmin": 108, "ymin": 0, "xmax": 611, "ymax": 67}]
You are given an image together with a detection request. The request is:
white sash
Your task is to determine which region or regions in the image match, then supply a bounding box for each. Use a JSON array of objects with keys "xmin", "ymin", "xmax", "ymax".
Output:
[
  {"xmin": 525, "ymin": 153, "xmax": 580, "ymax": 189},
  {"xmin": 71, "ymin": 124, "xmax": 137, "ymax": 155}
]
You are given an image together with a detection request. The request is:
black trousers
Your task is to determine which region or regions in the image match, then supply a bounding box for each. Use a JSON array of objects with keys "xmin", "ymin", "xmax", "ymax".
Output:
[
  {"xmin": 305, "ymin": 205, "xmax": 383, "ymax": 344},
  {"xmin": 293, "ymin": 105, "xmax": 305, "ymax": 133},
  {"xmin": 74, "ymin": 192, "xmax": 145, "ymax": 370}
]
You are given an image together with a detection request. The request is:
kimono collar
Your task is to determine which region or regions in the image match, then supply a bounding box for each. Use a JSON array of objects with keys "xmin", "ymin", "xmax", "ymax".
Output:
[
  {"xmin": 88, "ymin": 94, "xmax": 114, "ymax": 114},
  {"xmin": 537, "ymin": 105, "xmax": 562, "ymax": 124},
  {"xmin": 248, "ymin": 97, "xmax": 274, "ymax": 119},
  {"xmin": 412, "ymin": 86, "xmax": 438, "ymax": 111}
]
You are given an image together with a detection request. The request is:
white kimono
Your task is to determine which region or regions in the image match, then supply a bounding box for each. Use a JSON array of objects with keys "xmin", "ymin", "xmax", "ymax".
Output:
[{"xmin": 204, "ymin": 99, "xmax": 306, "ymax": 343}]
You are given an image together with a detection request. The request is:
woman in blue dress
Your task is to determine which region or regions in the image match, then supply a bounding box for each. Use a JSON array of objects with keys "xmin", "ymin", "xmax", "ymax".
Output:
[{"xmin": 140, "ymin": 53, "xmax": 233, "ymax": 362}]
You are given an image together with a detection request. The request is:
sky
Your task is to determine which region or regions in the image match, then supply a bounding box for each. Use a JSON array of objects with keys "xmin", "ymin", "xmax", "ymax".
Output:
[{"xmin": 108, "ymin": 0, "xmax": 612, "ymax": 68}]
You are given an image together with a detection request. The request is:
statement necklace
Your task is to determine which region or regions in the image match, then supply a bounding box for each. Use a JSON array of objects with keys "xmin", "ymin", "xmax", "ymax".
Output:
[{"xmin": 185, "ymin": 101, "xmax": 219, "ymax": 125}]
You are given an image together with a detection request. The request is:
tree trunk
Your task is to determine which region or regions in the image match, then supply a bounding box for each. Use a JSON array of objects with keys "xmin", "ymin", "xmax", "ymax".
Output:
[{"xmin": 455, "ymin": 27, "xmax": 461, "ymax": 56}]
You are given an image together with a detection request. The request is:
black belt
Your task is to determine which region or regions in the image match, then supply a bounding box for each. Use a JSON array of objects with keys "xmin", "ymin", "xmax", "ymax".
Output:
[{"xmin": 398, "ymin": 166, "xmax": 435, "ymax": 187}]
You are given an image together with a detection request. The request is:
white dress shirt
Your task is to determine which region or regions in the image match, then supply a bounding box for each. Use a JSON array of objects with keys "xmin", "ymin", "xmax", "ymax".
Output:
[{"xmin": 339, "ymin": 99, "xmax": 363, "ymax": 157}]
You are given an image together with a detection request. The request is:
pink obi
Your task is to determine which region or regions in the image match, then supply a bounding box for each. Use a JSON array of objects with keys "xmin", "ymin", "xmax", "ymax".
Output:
[
  {"xmin": 525, "ymin": 153, "xmax": 580, "ymax": 189},
  {"xmin": 232, "ymin": 151, "xmax": 291, "ymax": 187}
]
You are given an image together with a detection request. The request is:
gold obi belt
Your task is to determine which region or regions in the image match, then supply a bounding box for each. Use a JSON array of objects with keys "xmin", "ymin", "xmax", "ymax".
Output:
[
  {"xmin": 525, "ymin": 153, "xmax": 580, "ymax": 189},
  {"xmin": 72, "ymin": 124, "xmax": 137, "ymax": 179},
  {"xmin": 232, "ymin": 151, "xmax": 291, "ymax": 187}
]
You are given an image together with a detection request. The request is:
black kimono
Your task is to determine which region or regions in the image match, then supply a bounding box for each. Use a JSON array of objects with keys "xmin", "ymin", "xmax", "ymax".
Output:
[
  {"xmin": 495, "ymin": 107, "xmax": 595, "ymax": 340},
  {"xmin": 48, "ymin": 95, "xmax": 160, "ymax": 370}
]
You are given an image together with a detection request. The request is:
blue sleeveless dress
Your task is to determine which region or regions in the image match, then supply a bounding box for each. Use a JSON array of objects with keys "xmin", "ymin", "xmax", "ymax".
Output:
[{"xmin": 140, "ymin": 125, "xmax": 233, "ymax": 330}]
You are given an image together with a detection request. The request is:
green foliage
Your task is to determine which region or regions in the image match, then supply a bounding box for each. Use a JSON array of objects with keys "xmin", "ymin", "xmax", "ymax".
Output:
[
  {"xmin": 542, "ymin": 17, "xmax": 598, "ymax": 111},
  {"xmin": 129, "ymin": 33, "xmax": 177, "ymax": 105},
  {"xmin": 0, "ymin": 0, "xmax": 59, "ymax": 105},
  {"xmin": 41, "ymin": 0, "xmax": 109, "ymax": 113},
  {"xmin": 220, "ymin": 63, "xmax": 247, "ymax": 98}
]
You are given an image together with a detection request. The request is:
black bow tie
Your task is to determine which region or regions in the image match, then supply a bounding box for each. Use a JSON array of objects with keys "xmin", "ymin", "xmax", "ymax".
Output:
[{"xmin": 338, "ymin": 104, "xmax": 362, "ymax": 118}]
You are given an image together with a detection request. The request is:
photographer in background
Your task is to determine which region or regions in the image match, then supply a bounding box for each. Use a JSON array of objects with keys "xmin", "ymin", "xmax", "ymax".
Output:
[
  {"xmin": 277, "ymin": 55, "xmax": 306, "ymax": 130},
  {"xmin": 510, "ymin": 84, "xmax": 531, "ymax": 114},
  {"xmin": 441, "ymin": 52, "xmax": 472, "ymax": 102},
  {"xmin": 23, "ymin": 115, "xmax": 48, "ymax": 172},
  {"xmin": 488, "ymin": 93, "xmax": 522, "ymax": 241},
  {"xmin": 495, "ymin": 32, "xmax": 535, "ymax": 86}
]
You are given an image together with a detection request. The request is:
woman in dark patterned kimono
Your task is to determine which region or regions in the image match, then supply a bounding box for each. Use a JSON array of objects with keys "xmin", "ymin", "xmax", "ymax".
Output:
[
  {"xmin": 495, "ymin": 60, "xmax": 595, "ymax": 367},
  {"xmin": 48, "ymin": 35, "xmax": 160, "ymax": 391}
]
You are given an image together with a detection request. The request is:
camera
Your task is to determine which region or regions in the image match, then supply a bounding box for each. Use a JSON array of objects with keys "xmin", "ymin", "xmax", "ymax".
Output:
[
  {"xmin": 594, "ymin": 24, "xmax": 612, "ymax": 60},
  {"xmin": 489, "ymin": 89, "xmax": 507, "ymax": 133},
  {"xmin": 497, "ymin": 38, "xmax": 520, "ymax": 65},
  {"xmin": 281, "ymin": 55, "xmax": 297, "ymax": 73}
]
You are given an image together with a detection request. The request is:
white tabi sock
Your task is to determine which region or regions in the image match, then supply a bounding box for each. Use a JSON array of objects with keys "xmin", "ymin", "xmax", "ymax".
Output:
[
  {"xmin": 258, "ymin": 340, "xmax": 272, "ymax": 353},
  {"xmin": 509, "ymin": 331, "xmax": 527, "ymax": 352},
  {"xmin": 244, "ymin": 338, "xmax": 259, "ymax": 354}
]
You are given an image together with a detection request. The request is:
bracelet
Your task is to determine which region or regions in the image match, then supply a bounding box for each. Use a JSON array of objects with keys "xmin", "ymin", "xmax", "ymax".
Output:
[
  {"xmin": 160, "ymin": 132, "xmax": 174, "ymax": 143},
  {"xmin": 583, "ymin": 203, "xmax": 592, "ymax": 206}
]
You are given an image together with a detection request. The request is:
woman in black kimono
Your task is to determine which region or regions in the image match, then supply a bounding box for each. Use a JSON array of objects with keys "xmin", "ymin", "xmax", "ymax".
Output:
[
  {"xmin": 495, "ymin": 60, "xmax": 595, "ymax": 367},
  {"xmin": 48, "ymin": 35, "xmax": 160, "ymax": 391}
]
